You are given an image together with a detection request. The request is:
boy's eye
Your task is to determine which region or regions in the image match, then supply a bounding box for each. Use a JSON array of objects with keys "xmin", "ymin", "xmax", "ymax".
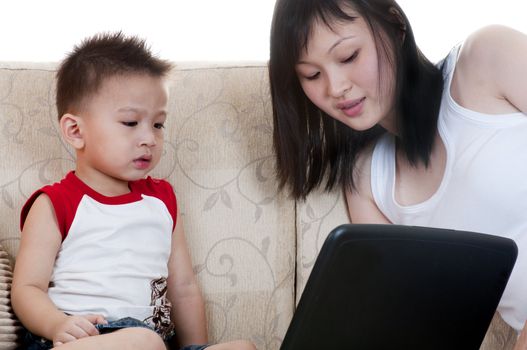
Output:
[
  {"xmin": 342, "ymin": 50, "xmax": 359, "ymax": 64},
  {"xmin": 121, "ymin": 121, "xmax": 138, "ymax": 127},
  {"xmin": 154, "ymin": 123, "xmax": 165, "ymax": 130}
]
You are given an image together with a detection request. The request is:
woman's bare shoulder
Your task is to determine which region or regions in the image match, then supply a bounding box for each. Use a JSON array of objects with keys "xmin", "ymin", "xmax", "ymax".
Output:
[
  {"xmin": 453, "ymin": 25, "xmax": 526, "ymax": 114},
  {"xmin": 459, "ymin": 25, "xmax": 522, "ymax": 69}
]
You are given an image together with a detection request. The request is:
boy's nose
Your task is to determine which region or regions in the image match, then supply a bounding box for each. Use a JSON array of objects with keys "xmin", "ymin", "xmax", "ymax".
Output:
[{"xmin": 140, "ymin": 130, "xmax": 157, "ymax": 147}]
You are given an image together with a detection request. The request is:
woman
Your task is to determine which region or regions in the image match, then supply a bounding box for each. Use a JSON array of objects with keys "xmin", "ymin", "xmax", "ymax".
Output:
[{"xmin": 269, "ymin": 0, "xmax": 527, "ymax": 347}]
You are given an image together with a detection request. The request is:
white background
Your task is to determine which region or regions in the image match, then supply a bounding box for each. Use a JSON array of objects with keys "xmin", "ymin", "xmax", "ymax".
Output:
[{"xmin": 0, "ymin": 0, "xmax": 526, "ymax": 63}]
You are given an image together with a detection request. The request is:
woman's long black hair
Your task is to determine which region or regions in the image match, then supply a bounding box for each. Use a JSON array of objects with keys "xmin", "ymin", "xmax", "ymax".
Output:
[{"xmin": 269, "ymin": 0, "xmax": 444, "ymax": 199}]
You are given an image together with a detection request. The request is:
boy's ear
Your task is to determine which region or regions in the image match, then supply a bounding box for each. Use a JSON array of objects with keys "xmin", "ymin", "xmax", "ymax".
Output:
[{"xmin": 59, "ymin": 113, "xmax": 85, "ymax": 149}]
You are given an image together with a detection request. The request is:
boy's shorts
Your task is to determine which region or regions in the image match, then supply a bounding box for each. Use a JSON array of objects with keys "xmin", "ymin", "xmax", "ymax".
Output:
[{"xmin": 23, "ymin": 317, "xmax": 209, "ymax": 350}]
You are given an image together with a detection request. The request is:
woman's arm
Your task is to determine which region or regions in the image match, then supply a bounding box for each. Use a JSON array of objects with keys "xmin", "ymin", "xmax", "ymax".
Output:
[
  {"xmin": 453, "ymin": 25, "xmax": 527, "ymax": 115},
  {"xmin": 345, "ymin": 148, "xmax": 391, "ymax": 224},
  {"xmin": 346, "ymin": 189, "xmax": 391, "ymax": 224},
  {"xmin": 484, "ymin": 25, "xmax": 527, "ymax": 114},
  {"xmin": 167, "ymin": 211, "xmax": 208, "ymax": 347},
  {"xmin": 514, "ymin": 321, "xmax": 527, "ymax": 350},
  {"xmin": 458, "ymin": 26, "xmax": 527, "ymax": 349}
]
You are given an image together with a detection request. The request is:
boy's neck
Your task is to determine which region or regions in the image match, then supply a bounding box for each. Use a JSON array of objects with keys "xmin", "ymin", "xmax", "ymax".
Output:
[{"xmin": 74, "ymin": 166, "xmax": 132, "ymax": 197}]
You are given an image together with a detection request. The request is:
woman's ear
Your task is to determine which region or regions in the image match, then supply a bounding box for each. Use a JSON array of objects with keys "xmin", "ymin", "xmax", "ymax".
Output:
[{"xmin": 59, "ymin": 113, "xmax": 85, "ymax": 149}]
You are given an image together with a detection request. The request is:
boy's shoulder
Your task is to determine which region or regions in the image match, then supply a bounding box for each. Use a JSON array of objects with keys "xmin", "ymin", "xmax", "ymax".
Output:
[
  {"xmin": 130, "ymin": 177, "xmax": 177, "ymax": 226},
  {"xmin": 131, "ymin": 176, "xmax": 175, "ymax": 201},
  {"xmin": 21, "ymin": 173, "xmax": 178, "ymax": 236},
  {"xmin": 131, "ymin": 176, "xmax": 173, "ymax": 191},
  {"xmin": 20, "ymin": 171, "xmax": 83, "ymax": 236}
]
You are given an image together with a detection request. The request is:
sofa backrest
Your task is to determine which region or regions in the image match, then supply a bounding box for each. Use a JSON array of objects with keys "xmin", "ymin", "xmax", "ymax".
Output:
[{"xmin": 0, "ymin": 62, "xmax": 516, "ymax": 349}]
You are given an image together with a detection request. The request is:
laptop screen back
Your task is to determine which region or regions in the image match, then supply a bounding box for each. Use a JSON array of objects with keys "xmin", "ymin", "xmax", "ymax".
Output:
[{"xmin": 280, "ymin": 224, "xmax": 517, "ymax": 350}]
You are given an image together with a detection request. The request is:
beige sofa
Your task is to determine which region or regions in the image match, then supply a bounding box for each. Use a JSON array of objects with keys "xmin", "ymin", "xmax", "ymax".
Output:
[{"xmin": 0, "ymin": 61, "xmax": 518, "ymax": 349}]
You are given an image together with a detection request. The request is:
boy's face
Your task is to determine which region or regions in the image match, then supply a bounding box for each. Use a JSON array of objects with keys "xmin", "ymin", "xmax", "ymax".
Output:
[{"xmin": 77, "ymin": 73, "xmax": 169, "ymax": 188}]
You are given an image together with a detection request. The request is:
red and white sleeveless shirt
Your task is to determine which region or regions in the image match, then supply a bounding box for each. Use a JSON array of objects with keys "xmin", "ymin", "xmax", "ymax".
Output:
[{"xmin": 20, "ymin": 171, "xmax": 177, "ymax": 328}]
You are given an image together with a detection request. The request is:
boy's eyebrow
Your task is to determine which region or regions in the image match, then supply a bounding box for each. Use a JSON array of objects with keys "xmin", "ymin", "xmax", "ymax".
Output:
[
  {"xmin": 117, "ymin": 107, "xmax": 143, "ymax": 114},
  {"xmin": 117, "ymin": 107, "xmax": 167, "ymax": 117},
  {"xmin": 328, "ymin": 35, "xmax": 356, "ymax": 54}
]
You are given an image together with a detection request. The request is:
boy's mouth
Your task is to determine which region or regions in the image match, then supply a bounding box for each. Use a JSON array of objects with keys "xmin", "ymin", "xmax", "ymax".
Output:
[{"xmin": 133, "ymin": 155, "xmax": 152, "ymax": 170}]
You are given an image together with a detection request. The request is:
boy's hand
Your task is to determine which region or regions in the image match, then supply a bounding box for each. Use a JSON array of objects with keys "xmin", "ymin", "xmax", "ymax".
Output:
[{"xmin": 52, "ymin": 314, "xmax": 107, "ymax": 347}]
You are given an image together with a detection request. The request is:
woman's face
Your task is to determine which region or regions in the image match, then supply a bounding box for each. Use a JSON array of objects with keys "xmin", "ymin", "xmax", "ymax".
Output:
[{"xmin": 296, "ymin": 15, "xmax": 397, "ymax": 132}]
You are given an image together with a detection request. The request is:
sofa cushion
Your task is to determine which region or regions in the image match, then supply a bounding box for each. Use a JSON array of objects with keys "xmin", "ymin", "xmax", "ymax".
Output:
[{"xmin": 0, "ymin": 247, "xmax": 22, "ymax": 349}]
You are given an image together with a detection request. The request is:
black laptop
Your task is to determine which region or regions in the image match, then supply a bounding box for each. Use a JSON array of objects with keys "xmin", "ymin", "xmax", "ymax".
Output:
[{"xmin": 280, "ymin": 224, "xmax": 517, "ymax": 350}]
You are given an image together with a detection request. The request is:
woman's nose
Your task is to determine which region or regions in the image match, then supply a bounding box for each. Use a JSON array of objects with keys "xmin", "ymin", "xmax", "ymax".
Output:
[{"xmin": 327, "ymin": 71, "xmax": 352, "ymax": 98}]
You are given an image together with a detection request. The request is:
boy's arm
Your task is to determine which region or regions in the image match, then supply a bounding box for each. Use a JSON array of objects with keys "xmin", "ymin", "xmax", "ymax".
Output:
[
  {"xmin": 167, "ymin": 211, "xmax": 208, "ymax": 347},
  {"xmin": 11, "ymin": 194, "xmax": 103, "ymax": 345}
]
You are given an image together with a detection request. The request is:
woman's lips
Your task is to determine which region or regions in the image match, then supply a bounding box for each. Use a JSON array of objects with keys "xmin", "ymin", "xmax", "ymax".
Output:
[{"xmin": 337, "ymin": 97, "xmax": 365, "ymax": 117}]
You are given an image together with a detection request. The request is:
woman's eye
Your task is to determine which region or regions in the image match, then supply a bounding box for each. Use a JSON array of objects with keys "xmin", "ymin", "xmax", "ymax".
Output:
[
  {"xmin": 121, "ymin": 121, "xmax": 138, "ymax": 127},
  {"xmin": 342, "ymin": 50, "xmax": 359, "ymax": 63},
  {"xmin": 305, "ymin": 72, "xmax": 320, "ymax": 81},
  {"xmin": 154, "ymin": 123, "xmax": 165, "ymax": 130}
]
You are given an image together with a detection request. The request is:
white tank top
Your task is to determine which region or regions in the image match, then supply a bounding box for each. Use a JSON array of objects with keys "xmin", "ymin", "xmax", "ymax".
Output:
[{"xmin": 371, "ymin": 46, "xmax": 527, "ymax": 331}]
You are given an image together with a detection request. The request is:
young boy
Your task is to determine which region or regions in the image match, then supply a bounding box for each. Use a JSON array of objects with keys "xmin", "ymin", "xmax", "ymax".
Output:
[{"xmin": 11, "ymin": 32, "xmax": 256, "ymax": 350}]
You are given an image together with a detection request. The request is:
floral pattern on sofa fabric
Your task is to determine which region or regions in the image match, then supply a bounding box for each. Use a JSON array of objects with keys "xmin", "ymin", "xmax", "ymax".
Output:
[{"xmin": 0, "ymin": 63, "xmax": 294, "ymax": 350}]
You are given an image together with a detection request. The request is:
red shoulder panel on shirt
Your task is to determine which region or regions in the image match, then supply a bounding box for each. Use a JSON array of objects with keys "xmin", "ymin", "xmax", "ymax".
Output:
[
  {"xmin": 131, "ymin": 177, "xmax": 178, "ymax": 231},
  {"xmin": 20, "ymin": 172, "xmax": 85, "ymax": 240}
]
